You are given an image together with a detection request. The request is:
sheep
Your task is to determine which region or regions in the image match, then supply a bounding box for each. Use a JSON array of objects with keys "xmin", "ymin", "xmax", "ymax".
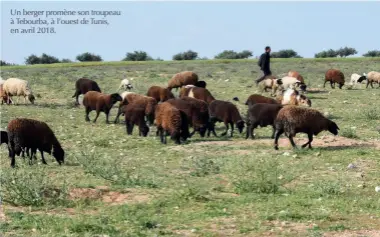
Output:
[
  {"xmin": 124, "ymin": 103, "xmax": 150, "ymax": 137},
  {"xmin": 280, "ymin": 76, "xmax": 303, "ymax": 90},
  {"xmin": 2, "ymin": 78, "xmax": 35, "ymax": 104},
  {"xmin": 0, "ymin": 84, "xmax": 12, "ymax": 105},
  {"xmin": 278, "ymin": 88, "xmax": 312, "ymax": 107},
  {"xmin": 180, "ymin": 96, "xmax": 210, "ymax": 137},
  {"xmin": 167, "ymin": 71, "xmax": 199, "ymax": 91},
  {"xmin": 324, "ymin": 69, "xmax": 345, "ymax": 89},
  {"xmin": 349, "ymin": 73, "xmax": 367, "ymax": 88},
  {"xmin": 288, "ymin": 70, "xmax": 305, "ymax": 84},
  {"xmin": 194, "ymin": 80, "xmax": 207, "ymax": 88},
  {"xmin": 166, "ymin": 98, "xmax": 208, "ymax": 137},
  {"xmin": 154, "ymin": 102, "xmax": 190, "ymax": 144},
  {"xmin": 7, "ymin": 118, "xmax": 65, "ymax": 168},
  {"xmin": 208, "ymin": 100, "xmax": 245, "ymax": 137},
  {"xmin": 72, "ymin": 78, "xmax": 101, "ymax": 105},
  {"xmin": 179, "ymin": 87, "xmax": 216, "ymax": 104},
  {"xmin": 1, "ymin": 130, "xmax": 9, "ymax": 147},
  {"xmin": 146, "ymin": 86, "xmax": 175, "ymax": 102},
  {"xmin": 114, "ymin": 93, "xmax": 157, "ymax": 124},
  {"xmin": 258, "ymin": 78, "xmax": 283, "ymax": 96},
  {"xmin": 117, "ymin": 78, "xmax": 133, "ymax": 91},
  {"xmin": 273, "ymin": 106, "xmax": 339, "ymax": 150},
  {"xmin": 246, "ymin": 103, "xmax": 283, "ymax": 139},
  {"xmin": 365, "ymin": 71, "xmax": 380, "ymax": 88},
  {"xmin": 245, "ymin": 94, "xmax": 279, "ymax": 107},
  {"xmin": 83, "ymin": 91, "xmax": 122, "ymax": 123}
]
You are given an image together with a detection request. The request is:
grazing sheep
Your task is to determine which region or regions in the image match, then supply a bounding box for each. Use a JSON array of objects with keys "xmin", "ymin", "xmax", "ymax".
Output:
[
  {"xmin": 258, "ymin": 78, "xmax": 283, "ymax": 96},
  {"xmin": 246, "ymin": 103, "xmax": 283, "ymax": 139},
  {"xmin": 7, "ymin": 118, "xmax": 65, "ymax": 168},
  {"xmin": 114, "ymin": 93, "xmax": 157, "ymax": 124},
  {"xmin": 118, "ymin": 78, "xmax": 133, "ymax": 91},
  {"xmin": 349, "ymin": 73, "xmax": 367, "ymax": 88},
  {"xmin": 278, "ymin": 88, "xmax": 312, "ymax": 107},
  {"xmin": 83, "ymin": 91, "xmax": 122, "ymax": 123},
  {"xmin": 154, "ymin": 102, "xmax": 190, "ymax": 144},
  {"xmin": 288, "ymin": 70, "xmax": 305, "ymax": 84},
  {"xmin": 72, "ymin": 78, "xmax": 101, "ymax": 105},
  {"xmin": 3, "ymin": 78, "xmax": 35, "ymax": 104},
  {"xmin": 324, "ymin": 69, "xmax": 345, "ymax": 89},
  {"xmin": 166, "ymin": 98, "xmax": 208, "ymax": 137},
  {"xmin": 365, "ymin": 71, "xmax": 380, "ymax": 88},
  {"xmin": 273, "ymin": 106, "xmax": 339, "ymax": 150},
  {"xmin": 0, "ymin": 84, "xmax": 12, "ymax": 104},
  {"xmin": 124, "ymin": 103, "xmax": 150, "ymax": 137},
  {"xmin": 168, "ymin": 71, "xmax": 199, "ymax": 91},
  {"xmin": 280, "ymin": 76, "xmax": 303, "ymax": 90},
  {"xmin": 208, "ymin": 100, "xmax": 245, "ymax": 137},
  {"xmin": 245, "ymin": 94, "xmax": 279, "ymax": 107},
  {"xmin": 180, "ymin": 96, "xmax": 210, "ymax": 137},
  {"xmin": 146, "ymin": 86, "xmax": 175, "ymax": 102},
  {"xmin": 179, "ymin": 87, "xmax": 216, "ymax": 104}
]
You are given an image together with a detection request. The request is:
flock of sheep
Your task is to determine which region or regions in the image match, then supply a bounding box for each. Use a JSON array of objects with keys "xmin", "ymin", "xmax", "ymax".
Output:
[{"xmin": 0, "ymin": 68, "xmax": 379, "ymax": 168}]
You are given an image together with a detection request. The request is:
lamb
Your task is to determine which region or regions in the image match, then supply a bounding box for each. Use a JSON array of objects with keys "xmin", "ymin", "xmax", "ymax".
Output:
[
  {"xmin": 324, "ymin": 69, "xmax": 345, "ymax": 89},
  {"xmin": 278, "ymin": 88, "xmax": 312, "ymax": 107},
  {"xmin": 72, "ymin": 78, "xmax": 102, "ymax": 105},
  {"xmin": 114, "ymin": 93, "xmax": 157, "ymax": 125},
  {"xmin": 246, "ymin": 103, "xmax": 283, "ymax": 139},
  {"xmin": 208, "ymin": 100, "xmax": 245, "ymax": 137},
  {"xmin": 365, "ymin": 71, "xmax": 380, "ymax": 88},
  {"xmin": 167, "ymin": 71, "xmax": 199, "ymax": 91},
  {"xmin": 83, "ymin": 91, "xmax": 122, "ymax": 123},
  {"xmin": 2, "ymin": 78, "xmax": 35, "ymax": 104},
  {"xmin": 146, "ymin": 86, "xmax": 175, "ymax": 102},
  {"xmin": 179, "ymin": 87, "xmax": 216, "ymax": 104},
  {"xmin": 124, "ymin": 103, "xmax": 150, "ymax": 137},
  {"xmin": 349, "ymin": 73, "xmax": 367, "ymax": 88},
  {"xmin": 258, "ymin": 78, "xmax": 283, "ymax": 96},
  {"xmin": 166, "ymin": 98, "xmax": 208, "ymax": 137},
  {"xmin": 7, "ymin": 118, "xmax": 65, "ymax": 168},
  {"xmin": 273, "ymin": 106, "xmax": 339, "ymax": 150},
  {"xmin": 245, "ymin": 94, "xmax": 279, "ymax": 107},
  {"xmin": 117, "ymin": 78, "xmax": 133, "ymax": 91},
  {"xmin": 154, "ymin": 102, "xmax": 190, "ymax": 144}
]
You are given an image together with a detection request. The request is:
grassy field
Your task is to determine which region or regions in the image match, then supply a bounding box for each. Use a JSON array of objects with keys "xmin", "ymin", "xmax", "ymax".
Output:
[{"xmin": 1, "ymin": 58, "xmax": 380, "ymax": 237}]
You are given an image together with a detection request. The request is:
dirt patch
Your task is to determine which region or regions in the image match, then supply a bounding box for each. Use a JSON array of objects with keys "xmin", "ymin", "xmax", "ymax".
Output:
[
  {"xmin": 102, "ymin": 191, "xmax": 150, "ymax": 205},
  {"xmin": 262, "ymin": 220, "xmax": 311, "ymax": 236},
  {"xmin": 69, "ymin": 188, "xmax": 103, "ymax": 200},
  {"xmin": 323, "ymin": 230, "xmax": 380, "ymax": 237}
]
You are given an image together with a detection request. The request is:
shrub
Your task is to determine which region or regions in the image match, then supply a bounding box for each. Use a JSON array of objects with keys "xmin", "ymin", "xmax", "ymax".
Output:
[
  {"xmin": 214, "ymin": 50, "xmax": 253, "ymax": 59},
  {"xmin": 271, "ymin": 49, "xmax": 302, "ymax": 58},
  {"xmin": 0, "ymin": 60, "xmax": 17, "ymax": 66},
  {"xmin": 76, "ymin": 52, "xmax": 103, "ymax": 62},
  {"xmin": 122, "ymin": 51, "xmax": 153, "ymax": 61},
  {"xmin": 172, "ymin": 50, "xmax": 198, "ymax": 60},
  {"xmin": 61, "ymin": 58, "xmax": 72, "ymax": 63},
  {"xmin": 336, "ymin": 47, "xmax": 357, "ymax": 57},
  {"xmin": 363, "ymin": 50, "xmax": 380, "ymax": 57},
  {"xmin": 314, "ymin": 49, "xmax": 338, "ymax": 58}
]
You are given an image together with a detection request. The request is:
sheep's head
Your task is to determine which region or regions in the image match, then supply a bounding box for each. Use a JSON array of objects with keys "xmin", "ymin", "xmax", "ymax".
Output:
[
  {"xmin": 28, "ymin": 94, "xmax": 35, "ymax": 104},
  {"xmin": 53, "ymin": 146, "xmax": 65, "ymax": 165},
  {"xmin": 327, "ymin": 120, "xmax": 339, "ymax": 136},
  {"xmin": 298, "ymin": 95, "xmax": 312, "ymax": 107},
  {"xmin": 275, "ymin": 79, "xmax": 283, "ymax": 85},
  {"xmin": 338, "ymin": 83, "xmax": 344, "ymax": 89},
  {"xmin": 110, "ymin": 93, "xmax": 123, "ymax": 104},
  {"xmin": 126, "ymin": 84, "xmax": 133, "ymax": 90},
  {"xmin": 299, "ymin": 84, "xmax": 307, "ymax": 92},
  {"xmin": 236, "ymin": 120, "xmax": 245, "ymax": 134},
  {"xmin": 357, "ymin": 76, "xmax": 367, "ymax": 83}
]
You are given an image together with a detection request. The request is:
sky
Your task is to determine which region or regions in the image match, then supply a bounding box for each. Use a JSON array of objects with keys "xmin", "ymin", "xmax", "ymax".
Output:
[{"xmin": 1, "ymin": 1, "xmax": 380, "ymax": 64}]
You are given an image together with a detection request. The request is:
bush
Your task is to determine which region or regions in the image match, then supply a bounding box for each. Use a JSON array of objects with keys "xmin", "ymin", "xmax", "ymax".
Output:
[
  {"xmin": 336, "ymin": 47, "xmax": 357, "ymax": 57},
  {"xmin": 0, "ymin": 60, "xmax": 17, "ymax": 66},
  {"xmin": 24, "ymin": 53, "xmax": 60, "ymax": 65},
  {"xmin": 214, "ymin": 50, "xmax": 253, "ymax": 59},
  {"xmin": 25, "ymin": 54, "xmax": 41, "ymax": 65},
  {"xmin": 76, "ymin": 52, "xmax": 103, "ymax": 62},
  {"xmin": 122, "ymin": 51, "xmax": 153, "ymax": 61},
  {"xmin": 271, "ymin": 49, "xmax": 302, "ymax": 58},
  {"xmin": 172, "ymin": 50, "xmax": 198, "ymax": 60},
  {"xmin": 314, "ymin": 49, "xmax": 339, "ymax": 58},
  {"xmin": 363, "ymin": 50, "xmax": 380, "ymax": 57},
  {"xmin": 61, "ymin": 58, "xmax": 72, "ymax": 63}
]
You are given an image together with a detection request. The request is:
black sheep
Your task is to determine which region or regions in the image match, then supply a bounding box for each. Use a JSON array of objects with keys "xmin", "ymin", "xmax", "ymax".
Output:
[{"xmin": 72, "ymin": 78, "xmax": 102, "ymax": 105}]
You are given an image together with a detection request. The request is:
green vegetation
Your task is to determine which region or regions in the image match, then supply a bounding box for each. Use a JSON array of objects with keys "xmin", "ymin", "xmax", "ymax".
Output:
[{"xmin": 1, "ymin": 58, "xmax": 379, "ymax": 236}]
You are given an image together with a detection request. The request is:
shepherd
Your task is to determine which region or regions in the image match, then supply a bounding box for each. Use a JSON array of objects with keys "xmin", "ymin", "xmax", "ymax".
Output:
[{"xmin": 255, "ymin": 46, "xmax": 272, "ymax": 85}]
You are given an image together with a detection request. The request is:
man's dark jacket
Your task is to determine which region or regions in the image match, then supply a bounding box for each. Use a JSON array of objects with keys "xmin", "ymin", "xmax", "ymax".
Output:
[{"xmin": 258, "ymin": 52, "xmax": 270, "ymax": 71}]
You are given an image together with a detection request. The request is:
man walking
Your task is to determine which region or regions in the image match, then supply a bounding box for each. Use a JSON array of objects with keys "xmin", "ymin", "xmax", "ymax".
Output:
[{"xmin": 255, "ymin": 46, "xmax": 272, "ymax": 85}]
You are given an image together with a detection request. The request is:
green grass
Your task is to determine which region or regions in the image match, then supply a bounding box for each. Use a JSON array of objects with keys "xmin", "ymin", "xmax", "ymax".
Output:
[{"xmin": 1, "ymin": 58, "xmax": 380, "ymax": 236}]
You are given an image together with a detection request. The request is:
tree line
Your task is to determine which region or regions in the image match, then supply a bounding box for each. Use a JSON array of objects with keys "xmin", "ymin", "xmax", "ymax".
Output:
[{"xmin": 1, "ymin": 48, "xmax": 380, "ymax": 66}]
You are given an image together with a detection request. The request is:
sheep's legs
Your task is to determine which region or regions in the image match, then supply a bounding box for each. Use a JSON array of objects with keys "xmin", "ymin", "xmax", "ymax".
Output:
[
  {"xmin": 85, "ymin": 107, "xmax": 91, "ymax": 122},
  {"xmin": 220, "ymin": 123, "xmax": 229, "ymax": 136},
  {"xmin": 126, "ymin": 121, "xmax": 134, "ymax": 135},
  {"xmin": 230, "ymin": 123, "xmax": 234, "ymax": 137},
  {"xmin": 271, "ymin": 126, "xmax": 276, "ymax": 139},
  {"xmin": 273, "ymin": 129, "xmax": 284, "ymax": 150},
  {"xmin": 302, "ymin": 133, "xmax": 313, "ymax": 149},
  {"xmin": 93, "ymin": 110, "xmax": 100, "ymax": 123},
  {"xmin": 330, "ymin": 81, "xmax": 335, "ymax": 89},
  {"xmin": 323, "ymin": 81, "xmax": 328, "ymax": 88},
  {"xmin": 114, "ymin": 107, "xmax": 123, "ymax": 123},
  {"xmin": 105, "ymin": 111, "xmax": 110, "ymax": 124},
  {"xmin": 288, "ymin": 135, "xmax": 298, "ymax": 149},
  {"xmin": 40, "ymin": 151, "xmax": 47, "ymax": 164}
]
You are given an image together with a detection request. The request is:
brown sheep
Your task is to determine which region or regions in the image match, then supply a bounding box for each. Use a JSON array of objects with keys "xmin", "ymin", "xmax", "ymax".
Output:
[
  {"xmin": 114, "ymin": 93, "xmax": 157, "ymax": 124},
  {"xmin": 7, "ymin": 118, "xmax": 65, "ymax": 168},
  {"xmin": 72, "ymin": 78, "xmax": 102, "ymax": 105},
  {"xmin": 288, "ymin": 70, "xmax": 305, "ymax": 84},
  {"xmin": 166, "ymin": 98, "xmax": 208, "ymax": 137},
  {"xmin": 324, "ymin": 69, "xmax": 345, "ymax": 89},
  {"xmin": 124, "ymin": 103, "xmax": 150, "ymax": 137},
  {"xmin": 208, "ymin": 100, "xmax": 245, "ymax": 137},
  {"xmin": 168, "ymin": 71, "xmax": 199, "ymax": 91},
  {"xmin": 154, "ymin": 102, "xmax": 190, "ymax": 144},
  {"xmin": 146, "ymin": 86, "xmax": 175, "ymax": 102},
  {"xmin": 180, "ymin": 96, "xmax": 210, "ymax": 137},
  {"xmin": 277, "ymin": 88, "xmax": 312, "ymax": 107},
  {"xmin": 365, "ymin": 71, "xmax": 380, "ymax": 88},
  {"xmin": 245, "ymin": 94, "xmax": 279, "ymax": 107},
  {"xmin": 83, "ymin": 91, "xmax": 122, "ymax": 123},
  {"xmin": 258, "ymin": 77, "xmax": 283, "ymax": 96},
  {"xmin": 179, "ymin": 87, "xmax": 216, "ymax": 104},
  {"xmin": 274, "ymin": 106, "xmax": 339, "ymax": 150}
]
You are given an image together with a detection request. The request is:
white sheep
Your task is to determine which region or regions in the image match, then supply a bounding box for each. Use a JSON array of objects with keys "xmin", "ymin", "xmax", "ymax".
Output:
[
  {"xmin": 117, "ymin": 78, "xmax": 133, "ymax": 91},
  {"xmin": 280, "ymin": 76, "xmax": 302, "ymax": 90},
  {"xmin": 3, "ymin": 78, "xmax": 35, "ymax": 104},
  {"xmin": 279, "ymin": 88, "xmax": 312, "ymax": 107},
  {"xmin": 349, "ymin": 73, "xmax": 367, "ymax": 88},
  {"xmin": 366, "ymin": 71, "xmax": 380, "ymax": 88}
]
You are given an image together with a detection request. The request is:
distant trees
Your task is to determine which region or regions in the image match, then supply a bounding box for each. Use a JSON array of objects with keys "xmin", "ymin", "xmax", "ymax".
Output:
[
  {"xmin": 270, "ymin": 49, "xmax": 302, "ymax": 58},
  {"xmin": 76, "ymin": 52, "xmax": 102, "ymax": 62},
  {"xmin": 25, "ymin": 53, "xmax": 60, "ymax": 65},
  {"xmin": 214, "ymin": 50, "xmax": 253, "ymax": 59},
  {"xmin": 1, "ymin": 60, "xmax": 17, "ymax": 66},
  {"xmin": 363, "ymin": 50, "xmax": 380, "ymax": 57},
  {"xmin": 315, "ymin": 47, "xmax": 357, "ymax": 58},
  {"xmin": 173, "ymin": 50, "xmax": 198, "ymax": 60},
  {"xmin": 336, "ymin": 47, "xmax": 357, "ymax": 57},
  {"xmin": 61, "ymin": 58, "xmax": 72, "ymax": 63},
  {"xmin": 122, "ymin": 51, "xmax": 153, "ymax": 61}
]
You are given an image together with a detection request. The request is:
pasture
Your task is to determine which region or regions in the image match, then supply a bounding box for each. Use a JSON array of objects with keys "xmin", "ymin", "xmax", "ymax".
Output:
[{"xmin": 1, "ymin": 58, "xmax": 380, "ymax": 237}]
